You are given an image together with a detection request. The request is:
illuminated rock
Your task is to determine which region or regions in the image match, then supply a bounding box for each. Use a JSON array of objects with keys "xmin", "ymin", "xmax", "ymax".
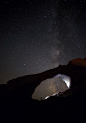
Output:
[
  {"xmin": 68, "ymin": 58, "xmax": 86, "ymax": 67},
  {"xmin": 53, "ymin": 74, "xmax": 71, "ymax": 88}
]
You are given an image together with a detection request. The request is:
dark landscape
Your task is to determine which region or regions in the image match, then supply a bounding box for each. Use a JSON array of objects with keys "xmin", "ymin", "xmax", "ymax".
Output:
[{"xmin": 0, "ymin": 57, "xmax": 86, "ymax": 123}]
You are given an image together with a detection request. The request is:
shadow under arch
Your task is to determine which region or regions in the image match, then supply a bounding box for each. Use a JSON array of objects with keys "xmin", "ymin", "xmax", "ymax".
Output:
[{"xmin": 32, "ymin": 74, "xmax": 71, "ymax": 100}]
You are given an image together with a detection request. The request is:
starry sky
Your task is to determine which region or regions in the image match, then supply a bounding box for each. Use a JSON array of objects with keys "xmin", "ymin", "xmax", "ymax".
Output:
[{"xmin": 0, "ymin": 0, "xmax": 86, "ymax": 99}]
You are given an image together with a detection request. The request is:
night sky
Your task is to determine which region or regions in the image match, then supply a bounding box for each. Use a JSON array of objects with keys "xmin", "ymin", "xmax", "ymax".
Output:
[{"xmin": 0, "ymin": 0, "xmax": 86, "ymax": 99}]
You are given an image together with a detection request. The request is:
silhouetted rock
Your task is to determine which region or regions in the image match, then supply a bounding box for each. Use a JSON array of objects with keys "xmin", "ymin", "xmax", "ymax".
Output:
[
  {"xmin": 0, "ymin": 84, "xmax": 6, "ymax": 101},
  {"xmin": 0, "ymin": 57, "xmax": 86, "ymax": 123}
]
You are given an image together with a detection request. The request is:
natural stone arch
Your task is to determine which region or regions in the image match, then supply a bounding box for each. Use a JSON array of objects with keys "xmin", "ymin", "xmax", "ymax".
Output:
[
  {"xmin": 3, "ymin": 57, "xmax": 86, "ymax": 102},
  {"xmin": 32, "ymin": 74, "xmax": 71, "ymax": 100}
]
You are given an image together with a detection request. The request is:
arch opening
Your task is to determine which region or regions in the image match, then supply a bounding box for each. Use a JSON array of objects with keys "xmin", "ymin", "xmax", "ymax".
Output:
[{"xmin": 32, "ymin": 74, "xmax": 71, "ymax": 100}]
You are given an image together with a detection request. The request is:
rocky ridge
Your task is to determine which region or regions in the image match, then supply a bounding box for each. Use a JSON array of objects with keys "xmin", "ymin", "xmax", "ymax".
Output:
[{"xmin": 0, "ymin": 57, "xmax": 86, "ymax": 123}]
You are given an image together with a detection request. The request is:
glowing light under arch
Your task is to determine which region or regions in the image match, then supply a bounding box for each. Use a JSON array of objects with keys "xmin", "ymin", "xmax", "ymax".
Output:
[
  {"xmin": 45, "ymin": 74, "xmax": 71, "ymax": 100},
  {"xmin": 53, "ymin": 74, "xmax": 71, "ymax": 88}
]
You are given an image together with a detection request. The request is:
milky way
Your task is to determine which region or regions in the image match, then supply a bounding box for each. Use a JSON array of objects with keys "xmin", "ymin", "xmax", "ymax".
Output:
[{"xmin": 0, "ymin": 0, "xmax": 86, "ymax": 99}]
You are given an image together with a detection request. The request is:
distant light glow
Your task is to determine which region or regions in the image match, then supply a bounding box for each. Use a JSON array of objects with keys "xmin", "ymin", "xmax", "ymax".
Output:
[
  {"xmin": 53, "ymin": 74, "xmax": 71, "ymax": 88},
  {"xmin": 45, "ymin": 96, "xmax": 49, "ymax": 99},
  {"xmin": 64, "ymin": 79, "xmax": 70, "ymax": 88},
  {"xmin": 52, "ymin": 92, "xmax": 59, "ymax": 96},
  {"xmin": 45, "ymin": 75, "xmax": 71, "ymax": 100},
  {"xmin": 62, "ymin": 77, "xmax": 70, "ymax": 88},
  {"xmin": 62, "ymin": 75, "xmax": 71, "ymax": 88},
  {"xmin": 45, "ymin": 92, "xmax": 59, "ymax": 99}
]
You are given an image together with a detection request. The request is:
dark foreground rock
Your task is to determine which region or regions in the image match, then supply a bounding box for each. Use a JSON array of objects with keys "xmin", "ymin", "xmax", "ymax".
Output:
[{"xmin": 0, "ymin": 58, "xmax": 86, "ymax": 123}]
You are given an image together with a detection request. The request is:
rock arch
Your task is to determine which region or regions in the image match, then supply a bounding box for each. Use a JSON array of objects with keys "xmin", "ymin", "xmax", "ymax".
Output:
[
  {"xmin": 32, "ymin": 74, "xmax": 71, "ymax": 100},
  {"xmin": 2, "ymin": 58, "xmax": 86, "ymax": 102}
]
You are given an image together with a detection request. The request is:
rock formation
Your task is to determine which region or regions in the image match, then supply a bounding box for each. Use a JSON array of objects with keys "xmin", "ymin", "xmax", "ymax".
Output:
[{"xmin": 0, "ymin": 57, "xmax": 86, "ymax": 123}]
